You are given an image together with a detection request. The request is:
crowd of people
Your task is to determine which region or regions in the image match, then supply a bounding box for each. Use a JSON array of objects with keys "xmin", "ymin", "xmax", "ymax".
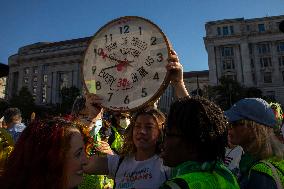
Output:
[{"xmin": 0, "ymin": 50, "xmax": 283, "ymax": 189}]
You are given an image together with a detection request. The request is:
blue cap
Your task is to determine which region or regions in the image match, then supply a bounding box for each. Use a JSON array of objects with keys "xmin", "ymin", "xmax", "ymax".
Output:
[{"xmin": 224, "ymin": 98, "xmax": 276, "ymax": 128}]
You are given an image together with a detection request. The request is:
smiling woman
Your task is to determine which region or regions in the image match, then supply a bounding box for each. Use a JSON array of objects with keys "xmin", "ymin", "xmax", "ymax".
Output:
[{"xmin": 0, "ymin": 118, "xmax": 87, "ymax": 189}]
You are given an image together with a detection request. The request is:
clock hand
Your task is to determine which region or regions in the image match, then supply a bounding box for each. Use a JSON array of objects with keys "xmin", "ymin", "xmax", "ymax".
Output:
[{"xmin": 101, "ymin": 64, "xmax": 118, "ymax": 71}]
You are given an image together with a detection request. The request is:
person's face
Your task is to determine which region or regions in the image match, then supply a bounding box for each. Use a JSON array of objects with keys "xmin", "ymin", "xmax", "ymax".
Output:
[
  {"xmin": 65, "ymin": 129, "xmax": 87, "ymax": 189},
  {"xmin": 132, "ymin": 114, "xmax": 160, "ymax": 151},
  {"xmin": 12, "ymin": 114, "xmax": 22, "ymax": 124},
  {"xmin": 160, "ymin": 127, "xmax": 185, "ymax": 167},
  {"xmin": 228, "ymin": 122, "xmax": 252, "ymax": 147}
]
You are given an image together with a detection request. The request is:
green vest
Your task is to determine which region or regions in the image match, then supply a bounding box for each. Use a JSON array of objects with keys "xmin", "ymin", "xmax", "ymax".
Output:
[
  {"xmin": 250, "ymin": 158, "xmax": 284, "ymax": 186},
  {"xmin": 110, "ymin": 126, "xmax": 124, "ymax": 152},
  {"xmin": 160, "ymin": 161, "xmax": 240, "ymax": 189},
  {"xmin": 78, "ymin": 174, "xmax": 114, "ymax": 189}
]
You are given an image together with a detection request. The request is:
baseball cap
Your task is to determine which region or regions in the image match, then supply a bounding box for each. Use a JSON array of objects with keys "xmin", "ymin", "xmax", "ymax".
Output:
[{"xmin": 224, "ymin": 98, "xmax": 276, "ymax": 128}]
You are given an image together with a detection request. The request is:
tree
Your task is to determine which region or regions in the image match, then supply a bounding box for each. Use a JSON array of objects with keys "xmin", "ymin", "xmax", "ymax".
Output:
[
  {"xmin": 59, "ymin": 86, "xmax": 80, "ymax": 114},
  {"xmin": 9, "ymin": 86, "xmax": 35, "ymax": 121},
  {"xmin": 207, "ymin": 76, "xmax": 264, "ymax": 110},
  {"xmin": 208, "ymin": 76, "xmax": 243, "ymax": 110}
]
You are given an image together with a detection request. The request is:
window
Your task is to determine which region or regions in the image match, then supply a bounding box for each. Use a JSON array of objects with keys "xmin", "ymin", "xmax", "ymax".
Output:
[
  {"xmin": 58, "ymin": 72, "xmax": 69, "ymax": 90},
  {"xmin": 24, "ymin": 68, "xmax": 30, "ymax": 75},
  {"xmin": 32, "ymin": 86, "xmax": 37, "ymax": 99},
  {"xmin": 23, "ymin": 77, "xmax": 29, "ymax": 85},
  {"xmin": 43, "ymin": 75, "xmax": 48, "ymax": 83},
  {"xmin": 257, "ymin": 43, "xmax": 270, "ymax": 54},
  {"xmin": 221, "ymin": 47, "xmax": 234, "ymax": 56},
  {"xmin": 230, "ymin": 26, "xmax": 234, "ymax": 34},
  {"xmin": 42, "ymin": 85, "xmax": 47, "ymax": 103},
  {"xmin": 33, "ymin": 76, "xmax": 38, "ymax": 83},
  {"xmin": 222, "ymin": 59, "xmax": 235, "ymax": 70},
  {"xmin": 43, "ymin": 64, "xmax": 49, "ymax": 71},
  {"xmin": 217, "ymin": 27, "xmax": 221, "ymax": 35},
  {"xmin": 263, "ymin": 72, "xmax": 272, "ymax": 83},
  {"xmin": 246, "ymin": 25, "xmax": 250, "ymax": 31},
  {"xmin": 277, "ymin": 42, "xmax": 284, "ymax": 52},
  {"xmin": 33, "ymin": 67, "xmax": 38, "ymax": 74},
  {"xmin": 260, "ymin": 57, "xmax": 272, "ymax": 68},
  {"xmin": 279, "ymin": 56, "xmax": 284, "ymax": 67},
  {"xmin": 223, "ymin": 26, "xmax": 229, "ymax": 36},
  {"xmin": 258, "ymin": 24, "xmax": 265, "ymax": 32}
]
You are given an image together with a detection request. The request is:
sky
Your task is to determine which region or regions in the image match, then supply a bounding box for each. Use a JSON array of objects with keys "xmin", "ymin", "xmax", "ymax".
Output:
[{"xmin": 0, "ymin": 0, "xmax": 283, "ymax": 71}]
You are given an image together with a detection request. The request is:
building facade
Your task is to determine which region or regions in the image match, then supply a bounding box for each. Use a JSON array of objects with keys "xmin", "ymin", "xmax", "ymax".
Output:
[
  {"xmin": 204, "ymin": 15, "xmax": 284, "ymax": 105},
  {"xmin": 7, "ymin": 37, "xmax": 91, "ymax": 105}
]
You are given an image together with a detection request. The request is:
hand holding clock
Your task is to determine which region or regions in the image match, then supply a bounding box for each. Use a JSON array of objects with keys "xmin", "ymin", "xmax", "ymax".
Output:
[
  {"xmin": 85, "ymin": 93, "xmax": 103, "ymax": 120},
  {"xmin": 167, "ymin": 50, "xmax": 189, "ymax": 98}
]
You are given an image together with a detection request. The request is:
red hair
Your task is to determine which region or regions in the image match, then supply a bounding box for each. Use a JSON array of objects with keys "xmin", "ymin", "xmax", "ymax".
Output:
[{"xmin": 0, "ymin": 118, "xmax": 79, "ymax": 189}]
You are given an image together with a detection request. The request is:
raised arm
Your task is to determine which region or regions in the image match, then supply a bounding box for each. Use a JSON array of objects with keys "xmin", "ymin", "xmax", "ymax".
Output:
[{"xmin": 167, "ymin": 50, "xmax": 189, "ymax": 98}]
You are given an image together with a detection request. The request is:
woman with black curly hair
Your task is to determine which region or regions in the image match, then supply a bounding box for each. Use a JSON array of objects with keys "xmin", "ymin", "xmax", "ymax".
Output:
[{"xmin": 160, "ymin": 97, "xmax": 240, "ymax": 189}]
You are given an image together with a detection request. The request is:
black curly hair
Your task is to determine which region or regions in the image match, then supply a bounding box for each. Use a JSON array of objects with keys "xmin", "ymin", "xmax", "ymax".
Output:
[{"xmin": 167, "ymin": 97, "xmax": 228, "ymax": 161}]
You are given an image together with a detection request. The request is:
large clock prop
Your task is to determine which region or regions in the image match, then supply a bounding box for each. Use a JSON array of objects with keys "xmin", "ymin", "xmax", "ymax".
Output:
[{"xmin": 82, "ymin": 16, "xmax": 171, "ymax": 112}]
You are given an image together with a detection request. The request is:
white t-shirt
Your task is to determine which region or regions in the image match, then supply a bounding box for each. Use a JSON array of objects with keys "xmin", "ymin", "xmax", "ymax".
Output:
[
  {"xmin": 107, "ymin": 154, "xmax": 171, "ymax": 189},
  {"xmin": 224, "ymin": 145, "xmax": 244, "ymax": 171}
]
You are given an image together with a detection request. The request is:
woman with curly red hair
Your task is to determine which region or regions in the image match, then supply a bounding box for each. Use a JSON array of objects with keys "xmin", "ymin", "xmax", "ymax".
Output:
[{"xmin": 0, "ymin": 118, "xmax": 88, "ymax": 189}]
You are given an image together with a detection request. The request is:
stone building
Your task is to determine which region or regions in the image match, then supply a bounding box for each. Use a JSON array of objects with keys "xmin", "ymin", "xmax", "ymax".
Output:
[
  {"xmin": 7, "ymin": 37, "xmax": 91, "ymax": 105},
  {"xmin": 0, "ymin": 63, "xmax": 9, "ymax": 99},
  {"xmin": 204, "ymin": 15, "xmax": 284, "ymax": 105}
]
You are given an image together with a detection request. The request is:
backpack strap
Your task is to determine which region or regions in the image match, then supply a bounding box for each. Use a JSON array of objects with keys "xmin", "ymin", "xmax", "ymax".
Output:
[{"xmin": 113, "ymin": 156, "xmax": 124, "ymax": 189}]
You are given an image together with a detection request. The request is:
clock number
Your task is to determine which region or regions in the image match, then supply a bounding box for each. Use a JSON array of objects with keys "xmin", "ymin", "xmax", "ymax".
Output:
[
  {"xmin": 96, "ymin": 81, "xmax": 101, "ymax": 90},
  {"xmin": 157, "ymin": 53, "xmax": 163, "ymax": 62},
  {"xmin": 104, "ymin": 34, "xmax": 113, "ymax": 43},
  {"xmin": 153, "ymin": 72, "xmax": 159, "ymax": 80},
  {"xmin": 151, "ymin": 37, "xmax": 157, "ymax": 45},
  {"xmin": 92, "ymin": 66, "xmax": 96, "ymax": 75},
  {"xmin": 107, "ymin": 93, "xmax": 113, "ymax": 102},
  {"xmin": 94, "ymin": 48, "xmax": 103, "ymax": 57},
  {"xmin": 119, "ymin": 25, "xmax": 129, "ymax": 34},
  {"xmin": 141, "ymin": 88, "xmax": 147, "ymax": 97},
  {"xmin": 145, "ymin": 56, "xmax": 154, "ymax": 66},
  {"xmin": 139, "ymin": 27, "xmax": 142, "ymax": 35},
  {"xmin": 124, "ymin": 95, "xmax": 130, "ymax": 104}
]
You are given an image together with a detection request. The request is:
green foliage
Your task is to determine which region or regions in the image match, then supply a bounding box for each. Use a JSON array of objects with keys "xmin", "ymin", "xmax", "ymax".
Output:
[
  {"xmin": 9, "ymin": 86, "xmax": 35, "ymax": 120},
  {"xmin": 59, "ymin": 86, "xmax": 80, "ymax": 114},
  {"xmin": 207, "ymin": 76, "xmax": 264, "ymax": 110}
]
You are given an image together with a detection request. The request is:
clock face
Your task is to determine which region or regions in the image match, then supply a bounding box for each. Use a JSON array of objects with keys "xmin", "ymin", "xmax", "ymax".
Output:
[{"xmin": 82, "ymin": 16, "xmax": 170, "ymax": 111}]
